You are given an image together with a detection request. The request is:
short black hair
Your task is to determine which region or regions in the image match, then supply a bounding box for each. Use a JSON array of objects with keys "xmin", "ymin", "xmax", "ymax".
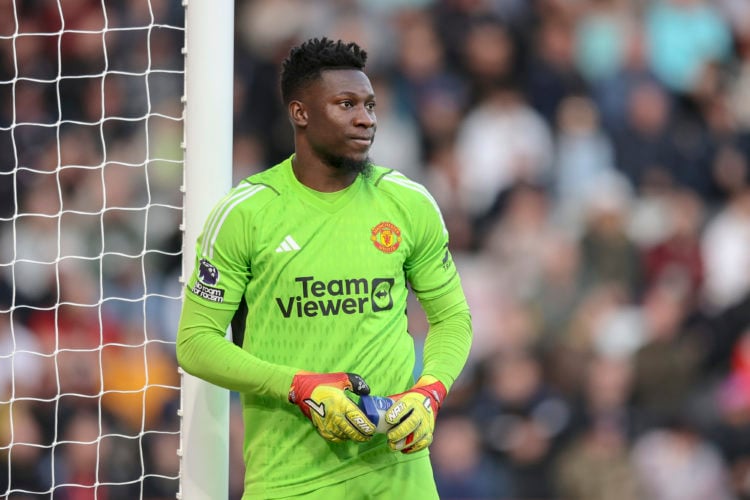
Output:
[{"xmin": 280, "ymin": 37, "xmax": 368, "ymax": 103}]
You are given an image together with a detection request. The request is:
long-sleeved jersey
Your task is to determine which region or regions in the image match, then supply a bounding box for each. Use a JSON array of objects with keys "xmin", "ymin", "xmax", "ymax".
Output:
[{"xmin": 177, "ymin": 156, "xmax": 472, "ymax": 498}]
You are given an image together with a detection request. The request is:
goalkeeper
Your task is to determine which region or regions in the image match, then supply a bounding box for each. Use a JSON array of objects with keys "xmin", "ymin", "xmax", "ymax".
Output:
[{"xmin": 176, "ymin": 37, "xmax": 472, "ymax": 499}]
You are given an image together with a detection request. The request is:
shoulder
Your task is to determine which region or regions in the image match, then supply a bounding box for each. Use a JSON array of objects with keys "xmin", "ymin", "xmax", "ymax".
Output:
[
  {"xmin": 199, "ymin": 164, "xmax": 290, "ymax": 247},
  {"xmin": 213, "ymin": 179, "xmax": 277, "ymax": 217},
  {"xmin": 215, "ymin": 162, "xmax": 290, "ymax": 215},
  {"xmin": 369, "ymin": 165, "xmax": 429, "ymax": 199},
  {"xmin": 368, "ymin": 165, "xmax": 441, "ymax": 211}
]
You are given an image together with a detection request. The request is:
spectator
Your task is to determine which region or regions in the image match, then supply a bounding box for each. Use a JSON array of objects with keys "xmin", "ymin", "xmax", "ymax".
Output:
[
  {"xmin": 555, "ymin": 419, "xmax": 641, "ymax": 500},
  {"xmin": 611, "ymin": 79, "xmax": 677, "ymax": 192},
  {"xmin": 481, "ymin": 182, "xmax": 558, "ymax": 299},
  {"xmin": 551, "ymin": 94, "xmax": 620, "ymax": 233},
  {"xmin": 631, "ymin": 419, "xmax": 736, "ymax": 500},
  {"xmin": 644, "ymin": 0, "xmax": 732, "ymax": 95},
  {"xmin": 455, "ymin": 83, "xmax": 554, "ymax": 220},
  {"xmin": 525, "ymin": 13, "xmax": 589, "ymax": 125},
  {"xmin": 630, "ymin": 282, "xmax": 704, "ymax": 427},
  {"xmin": 574, "ymin": 0, "xmax": 637, "ymax": 85},
  {"xmin": 459, "ymin": 15, "xmax": 519, "ymax": 107},
  {"xmin": 471, "ymin": 349, "xmax": 572, "ymax": 499},
  {"xmin": 527, "ymin": 232, "xmax": 585, "ymax": 353},
  {"xmin": 641, "ymin": 187, "xmax": 706, "ymax": 308},
  {"xmin": 701, "ymin": 183, "xmax": 750, "ymax": 311},
  {"xmin": 431, "ymin": 412, "xmax": 509, "ymax": 499},
  {"xmin": 577, "ymin": 175, "xmax": 643, "ymax": 299}
]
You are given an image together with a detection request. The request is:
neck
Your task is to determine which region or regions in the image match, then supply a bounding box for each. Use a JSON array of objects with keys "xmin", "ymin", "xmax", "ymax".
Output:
[{"xmin": 291, "ymin": 151, "xmax": 359, "ymax": 193}]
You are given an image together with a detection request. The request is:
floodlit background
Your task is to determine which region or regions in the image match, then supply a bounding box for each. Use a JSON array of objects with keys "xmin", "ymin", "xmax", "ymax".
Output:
[{"xmin": 2, "ymin": 0, "xmax": 750, "ymax": 499}]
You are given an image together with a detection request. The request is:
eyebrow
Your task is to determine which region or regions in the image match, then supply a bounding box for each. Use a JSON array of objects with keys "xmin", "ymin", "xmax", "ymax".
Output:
[{"xmin": 333, "ymin": 90, "xmax": 376, "ymax": 100}]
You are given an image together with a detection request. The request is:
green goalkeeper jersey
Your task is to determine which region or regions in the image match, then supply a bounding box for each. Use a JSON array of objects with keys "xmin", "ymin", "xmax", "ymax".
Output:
[{"xmin": 178, "ymin": 156, "xmax": 471, "ymax": 498}]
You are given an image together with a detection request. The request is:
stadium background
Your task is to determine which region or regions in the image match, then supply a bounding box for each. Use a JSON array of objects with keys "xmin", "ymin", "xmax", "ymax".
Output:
[{"xmin": 1, "ymin": 0, "xmax": 750, "ymax": 498}]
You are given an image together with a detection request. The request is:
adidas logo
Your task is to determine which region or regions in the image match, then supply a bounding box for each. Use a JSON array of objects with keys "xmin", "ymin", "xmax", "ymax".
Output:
[{"xmin": 275, "ymin": 235, "xmax": 301, "ymax": 253}]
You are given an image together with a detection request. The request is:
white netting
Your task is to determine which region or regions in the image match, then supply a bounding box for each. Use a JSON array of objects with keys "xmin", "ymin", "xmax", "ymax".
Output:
[{"xmin": 0, "ymin": 1, "xmax": 184, "ymax": 497}]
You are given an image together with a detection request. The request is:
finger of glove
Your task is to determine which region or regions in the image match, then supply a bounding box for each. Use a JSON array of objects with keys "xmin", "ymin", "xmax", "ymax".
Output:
[
  {"xmin": 346, "ymin": 373, "xmax": 370, "ymax": 395},
  {"xmin": 313, "ymin": 407, "xmax": 373, "ymax": 442},
  {"xmin": 311, "ymin": 419, "xmax": 344, "ymax": 443},
  {"xmin": 400, "ymin": 433, "xmax": 432, "ymax": 454},
  {"xmin": 387, "ymin": 426, "xmax": 431, "ymax": 453},
  {"xmin": 387, "ymin": 410, "xmax": 429, "ymax": 444},
  {"xmin": 310, "ymin": 387, "xmax": 375, "ymax": 441},
  {"xmin": 337, "ymin": 411, "xmax": 375, "ymax": 442},
  {"xmin": 312, "ymin": 412, "xmax": 355, "ymax": 443},
  {"xmin": 344, "ymin": 406, "xmax": 376, "ymax": 440},
  {"xmin": 384, "ymin": 394, "xmax": 430, "ymax": 435},
  {"xmin": 326, "ymin": 402, "xmax": 376, "ymax": 441},
  {"xmin": 383, "ymin": 398, "xmax": 414, "ymax": 427}
]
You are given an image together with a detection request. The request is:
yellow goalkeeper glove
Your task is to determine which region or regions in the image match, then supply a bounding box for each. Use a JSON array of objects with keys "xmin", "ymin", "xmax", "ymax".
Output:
[
  {"xmin": 288, "ymin": 371, "xmax": 376, "ymax": 443},
  {"xmin": 384, "ymin": 375, "xmax": 447, "ymax": 454}
]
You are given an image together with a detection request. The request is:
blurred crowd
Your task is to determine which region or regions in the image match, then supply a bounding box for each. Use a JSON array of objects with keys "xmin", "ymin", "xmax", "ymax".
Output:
[{"xmin": 1, "ymin": 0, "xmax": 750, "ymax": 499}]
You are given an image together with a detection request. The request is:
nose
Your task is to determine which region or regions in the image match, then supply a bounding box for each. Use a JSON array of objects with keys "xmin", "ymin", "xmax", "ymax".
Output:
[{"xmin": 354, "ymin": 105, "xmax": 376, "ymax": 128}]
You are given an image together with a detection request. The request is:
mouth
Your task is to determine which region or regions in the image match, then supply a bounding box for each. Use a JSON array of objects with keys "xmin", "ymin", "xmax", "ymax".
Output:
[{"xmin": 349, "ymin": 135, "xmax": 373, "ymax": 146}]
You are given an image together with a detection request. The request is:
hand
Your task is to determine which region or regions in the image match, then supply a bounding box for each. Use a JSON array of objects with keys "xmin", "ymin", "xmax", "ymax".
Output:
[
  {"xmin": 288, "ymin": 372, "xmax": 376, "ymax": 443},
  {"xmin": 384, "ymin": 375, "xmax": 447, "ymax": 453}
]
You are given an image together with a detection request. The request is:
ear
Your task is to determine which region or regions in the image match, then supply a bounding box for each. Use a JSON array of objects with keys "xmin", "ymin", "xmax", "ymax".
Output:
[{"xmin": 289, "ymin": 100, "xmax": 308, "ymax": 128}]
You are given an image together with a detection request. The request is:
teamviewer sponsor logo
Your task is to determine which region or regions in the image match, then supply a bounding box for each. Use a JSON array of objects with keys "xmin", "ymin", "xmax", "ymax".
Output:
[
  {"xmin": 371, "ymin": 278, "xmax": 393, "ymax": 312},
  {"xmin": 275, "ymin": 276, "xmax": 394, "ymax": 318}
]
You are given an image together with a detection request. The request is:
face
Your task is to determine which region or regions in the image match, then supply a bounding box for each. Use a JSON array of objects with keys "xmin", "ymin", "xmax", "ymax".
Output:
[{"xmin": 296, "ymin": 69, "xmax": 377, "ymax": 174}]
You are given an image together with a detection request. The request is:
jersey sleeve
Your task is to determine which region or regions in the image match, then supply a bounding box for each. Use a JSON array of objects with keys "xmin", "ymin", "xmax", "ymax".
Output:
[
  {"xmin": 177, "ymin": 184, "xmax": 297, "ymax": 399},
  {"xmin": 185, "ymin": 185, "xmax": 258, "ymax": 310},
  {"xmin": 403, "ymin": 182, "xmax": 461, "ymax": 305},
  {"xmin": 176, "ymin": 296, "xmax": 297, "ymax": 398},
  {"xmin": 401, "ymin": 177, "xmax": 473, "ymax": 390}
]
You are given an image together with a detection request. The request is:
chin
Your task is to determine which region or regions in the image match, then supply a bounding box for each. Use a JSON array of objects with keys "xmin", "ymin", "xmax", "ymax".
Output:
[{"xmin": 325, "ymin": 153, "xmax": 373, "ymax": 176}]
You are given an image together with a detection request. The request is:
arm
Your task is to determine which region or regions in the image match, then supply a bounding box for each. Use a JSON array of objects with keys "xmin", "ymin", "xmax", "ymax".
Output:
[
  {"xmin": 176, "ymin": 292, "xmax": 375, "ymax": 442},
  {"xmin": 382, "ymin": 284, "xmax": 472, "ymax": 453},
  {"xmin": 380, "ymin": 173, "xmax": 473, "ymax": 452},
  {"xmin": 176, "ymin": 295, "xmax": 296, "ymax": 399},
  {"xmin": 418, "ymin": 283, "xmax": 473, "ymax": 392}
]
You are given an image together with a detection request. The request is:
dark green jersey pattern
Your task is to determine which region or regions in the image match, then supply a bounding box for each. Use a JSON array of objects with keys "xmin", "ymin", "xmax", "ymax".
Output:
[{"xmin": 181, "ymin": 156, "xmax": 468, "ymax": 498}]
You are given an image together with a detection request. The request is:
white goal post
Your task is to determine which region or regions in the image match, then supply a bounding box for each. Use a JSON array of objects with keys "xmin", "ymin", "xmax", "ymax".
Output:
[{"xmin": 179, "ymin": 0, "xmax": 234, "ymax": 498}]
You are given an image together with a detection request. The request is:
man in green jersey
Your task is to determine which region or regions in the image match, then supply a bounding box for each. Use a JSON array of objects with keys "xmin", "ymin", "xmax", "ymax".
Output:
[{"xmin": 176, "ymin": 37, "xmax": 473, "ymax": 499}]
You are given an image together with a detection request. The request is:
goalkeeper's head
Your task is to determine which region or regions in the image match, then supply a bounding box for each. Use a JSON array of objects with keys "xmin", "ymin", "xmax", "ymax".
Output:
[
  {"xmin": 280, "ymin": 37, "xmax": 368, "ymax": 105},
  {"xmin": 280, "ymin": 37, "xmax": 375, "ymax": 177}
]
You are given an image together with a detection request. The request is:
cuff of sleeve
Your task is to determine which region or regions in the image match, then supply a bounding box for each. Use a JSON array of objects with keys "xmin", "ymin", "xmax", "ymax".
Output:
[{"xmin": 415, "ymin": 374, "xmax": 441, "ymax": 388}]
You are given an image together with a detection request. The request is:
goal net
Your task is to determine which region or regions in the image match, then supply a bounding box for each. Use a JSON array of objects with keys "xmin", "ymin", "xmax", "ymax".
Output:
[{"xmin": 0, "ymin": 1, "xmax": 186, "ymax": 497}]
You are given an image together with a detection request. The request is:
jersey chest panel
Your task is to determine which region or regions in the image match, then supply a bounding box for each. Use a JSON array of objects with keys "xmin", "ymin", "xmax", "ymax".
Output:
[{"xmin": 246, "ymin": 196, "xmax": 411, "ymax": 323}]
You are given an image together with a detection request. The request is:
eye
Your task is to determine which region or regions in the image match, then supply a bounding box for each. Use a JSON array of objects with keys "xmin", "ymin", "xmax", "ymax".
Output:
[
  {"xmin": 366, "ymin": 102, "xmax": 376, "ymax": 111},
  {"xmin": 340, "ymin": 100, "xmax": 353, "ymax": 109}
]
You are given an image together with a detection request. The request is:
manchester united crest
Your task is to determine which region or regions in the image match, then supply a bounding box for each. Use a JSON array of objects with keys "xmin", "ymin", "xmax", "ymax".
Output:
[{"xmin": 371, "ymin": 221, "xmax": 402, "ymax": 253}]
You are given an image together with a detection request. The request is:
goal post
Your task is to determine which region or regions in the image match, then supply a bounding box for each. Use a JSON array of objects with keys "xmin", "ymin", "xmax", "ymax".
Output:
[{"xmin": 179, "ymin": 0, "xmax": 234, "ymax": 499}]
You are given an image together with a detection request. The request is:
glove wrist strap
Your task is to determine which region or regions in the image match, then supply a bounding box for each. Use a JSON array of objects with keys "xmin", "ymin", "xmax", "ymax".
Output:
[{"xmin": 413, "ymin": 380, "xmax": 447, "ymax": 414}]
